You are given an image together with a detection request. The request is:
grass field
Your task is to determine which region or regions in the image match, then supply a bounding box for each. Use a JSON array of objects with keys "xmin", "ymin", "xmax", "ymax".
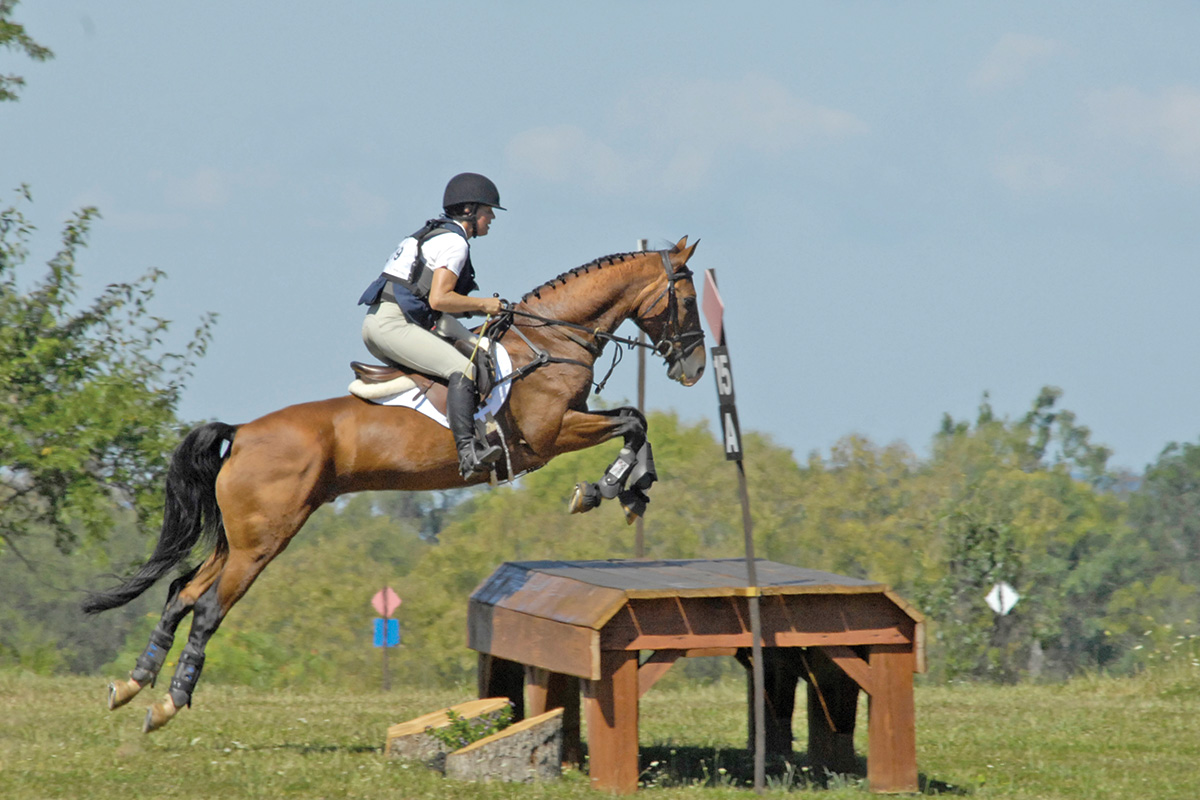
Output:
[{"xmin": 2, "ymin": 668, "xmax": 1199, "ymax": 798}]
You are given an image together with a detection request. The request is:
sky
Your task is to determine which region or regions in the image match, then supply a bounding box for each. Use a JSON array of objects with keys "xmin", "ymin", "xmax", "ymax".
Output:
[{"xmin": 4, "ymin": 1, "xmax": 1200, "ymax": 475}]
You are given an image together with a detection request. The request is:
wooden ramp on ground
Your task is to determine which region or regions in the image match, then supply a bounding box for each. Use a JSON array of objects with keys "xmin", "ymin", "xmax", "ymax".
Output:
[{"xmin": 468, "ymin": 558, "xmax": 924, "ymax": 795}]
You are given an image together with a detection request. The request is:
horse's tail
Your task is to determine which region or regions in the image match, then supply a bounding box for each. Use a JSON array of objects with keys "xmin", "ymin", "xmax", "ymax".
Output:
[{"xmin": 82, "ymin": 422, "xmax": 238, "ymax": 614}]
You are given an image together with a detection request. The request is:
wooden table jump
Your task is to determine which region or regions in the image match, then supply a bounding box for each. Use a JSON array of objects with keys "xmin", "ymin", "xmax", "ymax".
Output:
[{"xmin": 468, "ymin": 558, "xmax": 924, "ymax": 794}]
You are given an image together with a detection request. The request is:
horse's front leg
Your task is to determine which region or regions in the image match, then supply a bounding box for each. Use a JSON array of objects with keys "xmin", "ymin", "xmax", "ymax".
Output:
[{"xmin": 556, "ymin": 407, "xmax": 657, "ymax": 523}]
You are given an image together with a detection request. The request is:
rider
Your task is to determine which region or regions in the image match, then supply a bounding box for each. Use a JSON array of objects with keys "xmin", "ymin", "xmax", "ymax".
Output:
[{"xmin": 359, "ymin": 172, "xmax": 505, "ymax": 479}]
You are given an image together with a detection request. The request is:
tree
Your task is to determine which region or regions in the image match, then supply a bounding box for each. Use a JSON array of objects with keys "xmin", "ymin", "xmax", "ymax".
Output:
[
  {"xmin": 1, "ymin": 4, "xmax": 215, "ymax": 558},
  {"xmin": 1, "ymin": 188, "xmax": 215, "ymax": 557},
  {"xmin": 0, "ymin": 0, "xmax": 52, "ymax": 103},
  {"xmin": 914, "ymin": 389, "xmax": 1131, "ymax": 681}
]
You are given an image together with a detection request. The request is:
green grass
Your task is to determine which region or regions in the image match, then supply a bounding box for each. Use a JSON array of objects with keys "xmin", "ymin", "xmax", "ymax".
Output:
[{"xmin": 2, "ymin": 669, "xmax": 1199, "ymax": 798}]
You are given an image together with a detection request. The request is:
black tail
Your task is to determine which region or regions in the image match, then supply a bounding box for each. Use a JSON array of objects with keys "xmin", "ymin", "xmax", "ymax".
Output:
[{"xmin": 82, "ymin": 422, "xmax": 238, "ymax": 614}]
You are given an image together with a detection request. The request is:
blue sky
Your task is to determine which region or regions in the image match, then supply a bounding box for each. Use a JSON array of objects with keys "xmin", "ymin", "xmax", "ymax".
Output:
[{"xmin": 5, "ymin": 1, "xmax": 1200, "ymax": 473}]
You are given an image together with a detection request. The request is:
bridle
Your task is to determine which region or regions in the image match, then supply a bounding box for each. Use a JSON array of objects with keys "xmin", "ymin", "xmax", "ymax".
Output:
[
  {"xmin": 640, "ymin": 250, "xmax": 706, "ymax": 364},
  {"xmin": 488, "ymin": 249, "xmax": 704, "ymax": 393}
]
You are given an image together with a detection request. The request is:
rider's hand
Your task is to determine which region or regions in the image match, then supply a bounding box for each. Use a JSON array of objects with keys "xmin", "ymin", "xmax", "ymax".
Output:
[{"xmin": 480, "ymin": 296, "xmax": 504, "ymax": 316}]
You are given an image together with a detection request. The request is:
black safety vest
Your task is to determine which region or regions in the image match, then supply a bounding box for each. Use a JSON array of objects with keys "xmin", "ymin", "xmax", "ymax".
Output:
[{"xmin": 358, "ymin": 219, "xmax": 479, "ymax": 329}]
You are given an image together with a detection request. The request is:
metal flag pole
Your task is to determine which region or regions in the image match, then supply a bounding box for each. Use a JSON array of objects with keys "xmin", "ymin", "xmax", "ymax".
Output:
[
  {"xmin": 635, "ymin": 238, "xmax": 648, "ymax": 559},
  {"xmin": 702, "ymin": 269, "xmax": 765, "ymax": 792},
  {"xmin": 381, "ymin": 580, "xmax": 391, "ymax": 692}
]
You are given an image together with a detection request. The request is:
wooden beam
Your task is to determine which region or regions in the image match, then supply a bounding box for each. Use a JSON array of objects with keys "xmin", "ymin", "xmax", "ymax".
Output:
[
  {"xmin": 603, "ymin": 628, "xmax": 912, "ymax": 651},
  {"xmin": 600, "ymin": 594, "xmax": 917, "ymax": 652},
  {"xmin": 866, "ymin": 645, "xmax": 919, "ymax": 793},
  {"xmin": 637, "ymin": 650, "xmax": 683, "ymax": 697},
  {"xmin": 469, "ymin": 601, "xmax": 599, "ymax": 679},
  {"xmin": 584, "ymin": 650, "xmax": 640, "ymax": 794},
  {"xmin": 822, "ymin": 645, "xmax": 875, "ymax": 695}
]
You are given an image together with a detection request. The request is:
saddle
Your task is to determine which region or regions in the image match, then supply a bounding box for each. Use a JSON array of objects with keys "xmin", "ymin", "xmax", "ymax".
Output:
[
  {"xmin": 349, "ymin": 338, "xmax": 494, "ymax": 399},
  {"xmin": 348, "ymin": 336, "xmax": 511, "ymax": 479}
]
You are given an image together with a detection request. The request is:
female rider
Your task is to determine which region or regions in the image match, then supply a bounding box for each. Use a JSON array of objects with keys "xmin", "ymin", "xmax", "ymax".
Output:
[{"xmin": 359, "ymin": 172, "xmax": 505, "ymax": 479}]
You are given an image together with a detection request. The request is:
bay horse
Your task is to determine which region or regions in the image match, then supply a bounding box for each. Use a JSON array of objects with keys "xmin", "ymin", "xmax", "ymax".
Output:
[{"xmin": 84, "ymin": 237, "xmax": 705, "ymax": 733}]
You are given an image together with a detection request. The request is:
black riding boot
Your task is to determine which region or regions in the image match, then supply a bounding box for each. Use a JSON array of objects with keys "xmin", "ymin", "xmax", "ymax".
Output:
[{"xmin": 447, "ymin": 372, "xmax": 502, "ymax": 478}]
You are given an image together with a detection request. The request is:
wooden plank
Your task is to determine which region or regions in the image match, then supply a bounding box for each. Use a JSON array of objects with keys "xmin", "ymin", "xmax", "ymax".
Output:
[
  {"xmin": 866, "ymin": 645, "xmax": 919, "ymax": 793},
  {"xmin": 683, "ymin": 647, "xmax": 738, "ymax": 657},
  {"xmin": 600, "ymin": 594, "xmax": 916, "ymax": 651},
  {"xmin": 822, "ymin": 644, "xmax": 875, "ymax": 695},
  {"xmin": 606, "ymin": 629, "xmax": 913, "ymax": 651},
  {"xmin": 884, "ymin": 588, "xmax": 927, "ymax": 673},
  {"xmin": 583, "ymin": 649, "xmax": 640, "ymax": 794},
  {"xmin": 468, "ymin": 601, "xmax": 599, "ymax": 679},
  {"xmin": 637, "ymin": 650, "xmax": 684, "ymax": 697},
  {"xmin": 485, "ymin": 571, "xmax": 628, "ymax": 629}
]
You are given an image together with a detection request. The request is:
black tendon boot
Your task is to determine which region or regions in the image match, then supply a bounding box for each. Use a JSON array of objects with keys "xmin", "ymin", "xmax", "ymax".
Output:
[{"xmin": 447, "ymin": 372, "xmax": 501, "ymax": 478}]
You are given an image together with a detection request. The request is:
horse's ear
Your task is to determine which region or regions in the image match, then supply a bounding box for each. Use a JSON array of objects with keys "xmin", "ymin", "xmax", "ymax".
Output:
[
  {"xmin": 680, "ymin": 238, "xmax": 699, "ymax": 265},
  {"xmin": 673, "ymin": 236, "xmax": 689, "ymax": 253}
]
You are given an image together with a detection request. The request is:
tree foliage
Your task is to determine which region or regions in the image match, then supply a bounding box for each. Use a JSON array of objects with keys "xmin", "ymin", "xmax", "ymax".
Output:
[
  {"xmin": 1, "ymin": 188, "xmax": 216, "ymax": 556},
  {"xmin": 0, "ymin": 0, "xmax": 52, "ymax": 103}
]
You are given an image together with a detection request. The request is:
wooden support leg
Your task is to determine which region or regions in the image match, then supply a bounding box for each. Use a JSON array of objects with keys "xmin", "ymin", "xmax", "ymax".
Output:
[
  {"xmin": 805, "ymin": 647, "xmax": 861, "ymax": 776},
  {"xmin": 527, "ymin": 666, "xmax": 582, "ymax": 767},
  {"xmin": 584, "ymin": 650, "xmax": 639, "ymax": 794},
  {"xmin": 476, "ymin": 653, "xmax": 525, "ymax": 721},
  {"xmin": 866, "ymin": 645, "xmax": 918, "ymax": 793}
]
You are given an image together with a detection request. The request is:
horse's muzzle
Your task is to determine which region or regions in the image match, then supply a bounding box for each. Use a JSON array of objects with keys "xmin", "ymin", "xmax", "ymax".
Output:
[{"xmin": 669, "ymin": 346, "xmax": 706, "ymax": 387}]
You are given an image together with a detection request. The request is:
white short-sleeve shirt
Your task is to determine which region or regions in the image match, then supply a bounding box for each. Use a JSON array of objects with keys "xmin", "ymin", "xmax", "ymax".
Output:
[{"xmin": 381, "ymin": 221, "xmax": 470, "ymax": 282}]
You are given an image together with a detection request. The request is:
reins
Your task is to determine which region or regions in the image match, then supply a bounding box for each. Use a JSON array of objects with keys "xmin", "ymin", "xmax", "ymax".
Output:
[{"xmin": 489, "ymin": 249, "xmax": 703, "ymax": 394}]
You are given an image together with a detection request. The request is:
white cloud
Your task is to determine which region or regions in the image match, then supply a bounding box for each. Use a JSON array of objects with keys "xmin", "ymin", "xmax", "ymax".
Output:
[
  {"xmin": 506, "ymin": 73, "xmax": 865, "ymax": 194},
  {"xmin": 1087, "ymin": 85, "xmax": 1200, "ymax": 179},
  {"xmin": 971, "ymin": 34, "xmax": 1059, "ymax": 92}
]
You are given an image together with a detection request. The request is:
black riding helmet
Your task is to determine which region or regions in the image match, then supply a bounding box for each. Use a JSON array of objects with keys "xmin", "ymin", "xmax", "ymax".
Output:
[{"xmin": 443, "ymin": 172, "xmax": 505, "ymax": 218}]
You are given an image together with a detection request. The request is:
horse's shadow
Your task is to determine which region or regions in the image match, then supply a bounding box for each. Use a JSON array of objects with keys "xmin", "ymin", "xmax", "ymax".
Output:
[{"xmin": 634, "ymin": 745, "xmax": 968, "ymax": 794}]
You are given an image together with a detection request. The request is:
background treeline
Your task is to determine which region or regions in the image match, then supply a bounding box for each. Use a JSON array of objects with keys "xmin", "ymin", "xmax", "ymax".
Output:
[{"xmin": 4, "ymin": 395, "xmax": 1199, "ymax": 690}]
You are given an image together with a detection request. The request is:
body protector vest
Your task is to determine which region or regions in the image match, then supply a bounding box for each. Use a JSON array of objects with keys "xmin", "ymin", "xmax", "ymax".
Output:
[{"xmin": 358, "ymin": 219, "xmax": 478, "ymax": 329}]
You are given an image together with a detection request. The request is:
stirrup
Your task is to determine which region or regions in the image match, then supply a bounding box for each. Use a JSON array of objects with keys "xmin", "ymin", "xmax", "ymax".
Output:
[{"xmin": 458, "ymin": 441, "xmax": 502, "ymax": 478}]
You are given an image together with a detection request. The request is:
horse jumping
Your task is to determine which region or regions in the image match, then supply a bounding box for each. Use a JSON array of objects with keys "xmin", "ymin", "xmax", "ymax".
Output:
[{"xmin": 84, "ymin": 238, "xmax": 705, "ymax": 732}]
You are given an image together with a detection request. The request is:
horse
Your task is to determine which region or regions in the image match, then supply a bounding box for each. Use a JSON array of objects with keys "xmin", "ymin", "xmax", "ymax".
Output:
[{"xmin": 83, "ymin": 237, "xmax": 705, "ymax": 733}]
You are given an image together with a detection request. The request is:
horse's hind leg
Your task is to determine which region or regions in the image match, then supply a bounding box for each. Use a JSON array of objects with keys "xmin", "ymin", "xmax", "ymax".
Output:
[
  {"xmin": 108, "ymin": 553, "xmax": 228, "ymax": 709},
  {"xmin": 143, "ymin": 526, "xmax": 300, "ymax": 732}
]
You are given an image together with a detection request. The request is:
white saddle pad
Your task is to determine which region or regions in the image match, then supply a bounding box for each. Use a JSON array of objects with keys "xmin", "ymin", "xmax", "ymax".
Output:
[{"xmin": 347, "ymin": 342, "xmax": 514, "ymax": 429}]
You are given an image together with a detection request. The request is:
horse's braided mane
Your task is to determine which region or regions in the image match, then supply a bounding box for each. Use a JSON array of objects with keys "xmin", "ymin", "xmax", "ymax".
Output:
[{"xmin": 519, "ymin": 250, "xmax": 646, "ymax": 304}]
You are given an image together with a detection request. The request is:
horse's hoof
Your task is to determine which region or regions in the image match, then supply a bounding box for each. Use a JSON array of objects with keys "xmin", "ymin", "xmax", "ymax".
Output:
[
  {"xmin": 108, "ymin": 677, "xmax": 143, "ymax": 710},
  {"xmin": 568, "ymin": 482, "xmax": 601, "ymax": 514},
  {"xmin": 143, "ymin": 694, "xmax": 179, "ymax": 733},
  {"xmin": 619, "ymin": 488, "xmax": 648, "ymax": 525}
]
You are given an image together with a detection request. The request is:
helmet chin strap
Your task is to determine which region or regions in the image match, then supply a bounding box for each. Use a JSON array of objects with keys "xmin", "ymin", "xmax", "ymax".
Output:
[{"xmin": 450, "ymin": 203, "xmax": 479, "ymax": 237}]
